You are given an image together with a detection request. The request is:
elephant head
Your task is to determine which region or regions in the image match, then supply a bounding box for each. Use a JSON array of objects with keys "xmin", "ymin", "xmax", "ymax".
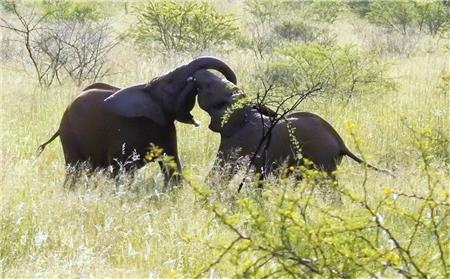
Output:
[
  {"xmin": 193, "ymin": 70, "xmax": 277, "ymax": 136},
  {"xmin": 104, "ymin": 57, "xmax": 237, "ymax": 126},
  {"xmin": 192, "ymin": 69, "xmax": 243, "ymax": 133}
]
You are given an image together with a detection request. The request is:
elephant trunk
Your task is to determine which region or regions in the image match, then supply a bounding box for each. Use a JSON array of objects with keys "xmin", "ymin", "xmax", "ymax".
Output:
[
  {"xmin": 171, "ymin": 56, "xmax": 237, "ymax": 124},
  {"xmin": 184, "ymin": 56, "xmax": 237, "ymax": 85}
]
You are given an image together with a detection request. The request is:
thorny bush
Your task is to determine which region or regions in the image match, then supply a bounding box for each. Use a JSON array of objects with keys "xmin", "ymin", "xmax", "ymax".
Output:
[
  {"xmin": 267, "ymin": 42, "xmax": 394, "ymax": 101},
  {"xmin": 0, "ymin": 1, "xmax": 116, "ymax": 87},
  {"xmin": 132, "ymin": 0, "xmax": 238, "ymax": 52},
  {"xmin": 192, "ymin": 123, "xmax": 449, "ymax": 278}
]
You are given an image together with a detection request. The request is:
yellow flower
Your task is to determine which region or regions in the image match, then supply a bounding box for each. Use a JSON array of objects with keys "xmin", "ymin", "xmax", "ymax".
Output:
[
  {"xmin": 288, "ymin": 166, "xmax": 295, "ymax": 172},
  {"xmin": 344, "ymin": 120, "xmax": 357, "ymax": 132},
  {"xmin": 383, "ymin": 187, "xmax": 393, "ymax": 196},
  {"xmin": 386, "ymin": 251, "xmax": 400, "ymax": 266}
]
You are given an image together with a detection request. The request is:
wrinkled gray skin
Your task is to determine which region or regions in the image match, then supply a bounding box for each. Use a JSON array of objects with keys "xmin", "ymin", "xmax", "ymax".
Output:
[
  {"xmin": 193, "ymin": 70, "xmax": 391, "ymax": 182},
  {"xmin": 38, "ymin": 57, "xmax": 237, "ymax": 186}
]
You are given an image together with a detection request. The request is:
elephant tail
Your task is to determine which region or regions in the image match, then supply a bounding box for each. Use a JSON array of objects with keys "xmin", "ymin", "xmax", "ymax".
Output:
[
  {"xmin": 37, "ymin": 130, "xmax": 60, "ymax": 156},
  {"xmin": 343, "ymin": 148, "xmax": 395, "ymax": 177}
]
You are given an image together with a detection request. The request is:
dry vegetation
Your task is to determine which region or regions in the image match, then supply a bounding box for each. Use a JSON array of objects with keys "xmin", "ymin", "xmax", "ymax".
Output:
[{"xmin": 1, "ymin": 0, "xmax": 449, "ymax": 277}]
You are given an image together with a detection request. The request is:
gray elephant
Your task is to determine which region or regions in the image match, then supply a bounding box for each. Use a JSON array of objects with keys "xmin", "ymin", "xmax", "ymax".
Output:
[
  {"xmin": 192, "ymin": 70, "xmax": 391, "ymax": 183},
  {"xmin": 37, "ymin": 57, "xmax": 237, "ymax": 186}
]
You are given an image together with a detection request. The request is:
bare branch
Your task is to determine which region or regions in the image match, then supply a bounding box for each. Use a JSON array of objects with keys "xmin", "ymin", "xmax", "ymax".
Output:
[{"xmin": 238, "ymin": 81, "xmax": 323, "ymax": 192}]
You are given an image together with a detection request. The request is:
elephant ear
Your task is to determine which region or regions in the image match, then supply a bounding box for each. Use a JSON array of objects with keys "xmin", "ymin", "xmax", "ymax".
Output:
[
  {"xmin": 104, "ymin": 84, "xmax": 167, "ymax": 126},
  {"xmin": 173, "ymin": 78, "xmax": 198, "ymax": 124}
]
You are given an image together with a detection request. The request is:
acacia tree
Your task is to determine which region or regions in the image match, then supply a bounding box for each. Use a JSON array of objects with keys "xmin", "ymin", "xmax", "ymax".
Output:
[
  {"xmin": 0, "ymin": 2, "xmax": 55, "ymax": 86},
  {"xmin": 235, "ymin": 79, "xmax": 323, "ymax": 192},
  {"xmin": 267, "ymin": 43, "xmax": 393, "ymax": 101},
  {"xmin": 366, "ymin": 0, "xmax": 450, "ymax": 36},
  {"xmin": 415, "ymin": 1, "xmax": 450, "ymax": 35},
  {"xmin": 0, "ymin": 1, "xmax": 118, "ymax": 87},
  {"xmin": 42, "ymin": 20, "xmax": 118, "ymax": 86},
  {"xmin": 194, "ymin": 143, "xmax": 449, "ymax": 277},
  {"xmin": 132, "ymin": 1, "xmax": 238, "ymax": 52},
  {"xmin": 192, "ymin": 94, "xmax": 449, "ymax": 278},
  {"xmin": 368, "ymin": 1, "xmax": 418, "ymax": 35},
  {"xmin": 240, "ymin": 0, "xmax": 283, "ymax": 59}
]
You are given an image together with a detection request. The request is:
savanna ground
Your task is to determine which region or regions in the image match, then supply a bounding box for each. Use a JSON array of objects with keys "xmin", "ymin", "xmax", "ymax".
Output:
[{"xmin": 1, "ymin": 1, "xmax": 449, "ymax": 278}]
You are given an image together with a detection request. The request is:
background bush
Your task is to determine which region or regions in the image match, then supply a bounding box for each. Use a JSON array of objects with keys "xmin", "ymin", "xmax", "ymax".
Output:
[
  {"xmin": 367, "ymin": 0, "xmax": 450, "ymax": 36},
  {"xmin": 236, "ymin": 0, "xmax": 284, "ymax": 59},
  {"xmin": 0, "ymin": 0, "xmax": 449, "ymax": 277},
  {"xmin": 40, "ymin": 0, "xmax": 104, "ymax": 22},
  {"xmin": 0, "ymin": 0, "xmax": 116, "ymax": 87},
  {"xmin": 194, "ymin": 141, "xmax": 449, "ymax": 277},
  {"xmin": 273, "ymin": 19, "xmax": 335, "ymax": 46},
  {"xmin": 238, "ymin": 0, "xmax": 338, "ymax": 59},
  {"xmin": 266, "ymin": 43, "xmax": 393, "ymax": 100},
  {"xmin": 131, "ymin": 0, "xmax": 238, "ymax": 52}
]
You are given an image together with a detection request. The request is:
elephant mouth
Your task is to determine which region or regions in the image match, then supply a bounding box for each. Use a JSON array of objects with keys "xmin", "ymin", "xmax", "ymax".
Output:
[
  {"xmin": 188, "ymin": 118, "xmax": 201, "ymax": 127},
  {"xmin": 208, "ymin": 120, "xmax": 222, "ymax": 132},
  {"xmin": 176, "ymin": 113, "xmax": 200, "ymax": 127}
]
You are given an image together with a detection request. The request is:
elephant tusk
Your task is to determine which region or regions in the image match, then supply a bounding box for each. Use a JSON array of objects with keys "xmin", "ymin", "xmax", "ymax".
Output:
[{"xmin": 189, "ymin": 118, "xmax": 201, "ymax": 127}]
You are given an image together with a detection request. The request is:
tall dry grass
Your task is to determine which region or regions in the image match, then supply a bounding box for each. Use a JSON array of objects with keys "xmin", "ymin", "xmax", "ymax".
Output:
[{"xmin": 1, "ymin": 3, "xmax": 449, "ymax": 277}]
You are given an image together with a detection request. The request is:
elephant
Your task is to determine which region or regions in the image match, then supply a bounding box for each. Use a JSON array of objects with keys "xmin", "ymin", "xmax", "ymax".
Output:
[
  {"xmin": 192, "ymin": 69, "xmax": 392, "ymax": 184},
  {"xmin": 82, "ymin": 82, "xmax": 120, "ymax": 92},
  {"xmin": 37, "ymin": 57, "xmax": 237, "ymax": 186}
]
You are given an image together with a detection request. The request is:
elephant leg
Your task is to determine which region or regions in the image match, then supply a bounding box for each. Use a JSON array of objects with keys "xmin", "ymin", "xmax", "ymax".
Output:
[
  {"xmin": 158, "ymin": 142, "xmax": 182, "ymax": 188},
  {"xmin": 60, "ymin": 130, "xmax": 86, "ymax": 189},
  {"xmin": 106, "ymin": 144, "xmax": 144, "ymax": 177},
  {"xmin": 255, "ymin": 171, "xmax": 266, "ymax": 190},
  {"xmin": 253, "ymin": 159, "xmax": 274, "ymax": 191},
  {"xmin": 106, "ymin": 157, "xmax": 126, "ymax": 177},
  {"xmin": 63, "ymin": 162, "xmax": 84, "ymax": 190},
  {"xmin": 316, "ymin": 160, "xmax": 342, "ymax": 205},
  {"xmin": 206, "ymin": 152, "xmax": 237, "ymax": 186}
]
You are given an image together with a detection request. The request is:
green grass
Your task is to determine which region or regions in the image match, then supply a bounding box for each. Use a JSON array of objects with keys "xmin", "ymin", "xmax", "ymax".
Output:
[{"xmin": 1, "ymin": 3, "xmax": 449, "ymax": 277}]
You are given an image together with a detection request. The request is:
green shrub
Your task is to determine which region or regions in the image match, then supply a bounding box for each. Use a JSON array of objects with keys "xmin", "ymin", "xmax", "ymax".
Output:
[
  {"xmin": 0, "ymin": 1, "xmax": 116, "ymax": 87},
  {"xmin": 244, "ymin": 0, "xmax": 282, "ymax": 23},
  {"xmin": 415, "ymin": 1, "xmax": 450, "ymax": 35},
  {"xmin": 266, "ymin": 43, "xmax": 393, "ymax": 100},
  {"xmin": 132, "ymin": 1, "xmax": 238, "ymax": 52},
  {"xmin": 239, "ymin": 0, "xmax": 285, "ymax": 59},
  {"xmin": 307, "ymin": 0, "xmax": 345, "ymax": 24},
  {"xmin": 240, "ymin": 0, "xmax": 344, "ymax": 59},
  {"xmin": 368, "ymin": 1, "xmax": 417, "ymax": 35},
  {"xmin": 40, "ymin": 0, "xmax": 104, "ymax": 22},
  {"xmin": 193, "ymin": 126, "xmax": 450, "ymax": 278},
  {"xmin": 367, "ymin": 0, "xmax": 450, "ymax": 36},
  {"xmin": 274, "ymin": 20, "xmax": 335, "ymax": 45},
  {"xmin": 347, "ymin": 0, "xmax": 371, "ymax": 17},
  {"xmin": 403, "ymin": 119, "xmax": 450, "ymax": 169},
  {"xmin": 361, "ymin": 26, "xmax": 420, "ymax": 57}
]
